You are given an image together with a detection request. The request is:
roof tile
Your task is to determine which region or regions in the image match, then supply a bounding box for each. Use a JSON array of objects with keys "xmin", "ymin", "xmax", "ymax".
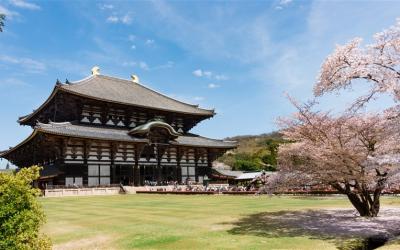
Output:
[{"xmin": 61, "ymin": 75, "xmax": 214, "ymax": 116}]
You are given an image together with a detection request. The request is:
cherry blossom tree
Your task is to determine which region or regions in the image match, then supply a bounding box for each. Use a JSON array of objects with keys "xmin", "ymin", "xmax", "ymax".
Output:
[
  {"xmin": 314, "ymin": 19, "xmax": 400, "ymax": 110},
  {"xmin": 277, "ymin": 99, "xmax": 400, "ymax": 217},
  {"xmin": 274, "ymin": 19, "xmax": 400, "ymax": 217}
]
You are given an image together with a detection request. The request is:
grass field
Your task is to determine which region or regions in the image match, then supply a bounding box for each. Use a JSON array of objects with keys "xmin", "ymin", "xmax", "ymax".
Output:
[{"xmin": 40, "ymin": 195, "xmax": 400, "ymax": 250}]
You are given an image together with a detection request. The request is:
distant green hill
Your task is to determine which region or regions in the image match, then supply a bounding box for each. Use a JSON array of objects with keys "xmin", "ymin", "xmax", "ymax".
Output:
[{"xmin": 219, "ymin": 132, "xmax": 285, "ymax": 172}]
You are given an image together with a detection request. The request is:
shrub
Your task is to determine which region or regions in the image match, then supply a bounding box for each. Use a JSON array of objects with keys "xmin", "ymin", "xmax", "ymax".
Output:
[{"xmin": 0, "ymin": 166, "xmax": 51, "ymax": 249}]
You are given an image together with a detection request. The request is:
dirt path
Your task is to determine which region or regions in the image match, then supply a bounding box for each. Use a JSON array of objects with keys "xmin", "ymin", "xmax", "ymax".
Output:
[{"xmin": 53, "ymin": 235, "xmax": 116, "ymax": 250}]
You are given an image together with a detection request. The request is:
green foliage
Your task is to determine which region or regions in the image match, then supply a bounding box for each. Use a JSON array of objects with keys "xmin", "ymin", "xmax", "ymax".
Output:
[
  {"xmin": 232, "ymin": 154, "xmax": 260, "ymax": 171},
  {"xmin": 0, "ymin": 166, "xmax": 51, "ymax": 250},
  {"xmin": 219, "ymin": 132, "xmax": 286, "ymax": 172},
  {"xmin": 0, "ymin": 14, "xmax": 5, "ymax": 32}
]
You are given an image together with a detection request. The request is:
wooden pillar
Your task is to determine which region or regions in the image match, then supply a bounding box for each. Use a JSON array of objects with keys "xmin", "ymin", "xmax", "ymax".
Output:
[
  {"xmin": 134, "ymin": 144, "xmax": 139, "ymax": 186},
  {"xmin": 194, "ymin": 148, "xmax": 199, "ymax": 182},
  {"xmin": 207, "ymin": 148, "xmax": 213, "ymax": 177},
  {"xmin": 110, "ymin": 143, "xmax": 118, "ymax": 185},
  {"xmin": 112, "ymin": 165, "xmax": 116, "ymax": 184},
  {"xmin": 134, "ymin": 162, "xmax": 139, "ymax": 186},
  {"xmin": 135, "ymin": 144, "xmax": 145, "ymax": 186},
  {"xmin": 173, "ymin": 163, "xmax": 178, "ymax": 182},
  {"xmin": 177, "ymin": 147, "xmax": 185, "ymax": 184},
  {"xmin": 83, "ymin": 141, "xmax": 88, "ymax": 165},
  {"xmin": 140, "ymin": 165, "xmax": 144, "ymax": 186},
  {"xmin": 156, "ymin": 145, "xmax": 167, "ymax": 184},
  {"xmin": 156, "ymin": 150, "xmax": 162, "ymax": 184}
]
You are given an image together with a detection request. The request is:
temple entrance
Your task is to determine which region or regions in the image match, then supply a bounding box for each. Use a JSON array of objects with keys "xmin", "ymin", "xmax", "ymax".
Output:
[
  {"xmin": 162, "ymin": 166, "xmax": 177, "ymax": 183},
  {"xmin": 113, "ymin": 165, "xmax": 132, "ymax": 185},
  {"xmin": 140, "ymin": 165, "xmax": 157, "ymax": 185}
]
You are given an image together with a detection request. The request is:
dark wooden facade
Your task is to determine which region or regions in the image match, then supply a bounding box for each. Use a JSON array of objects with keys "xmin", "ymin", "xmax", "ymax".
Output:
[{"xmin": 1, "ymin": 72, "xmax": 236, "ymax": 187}]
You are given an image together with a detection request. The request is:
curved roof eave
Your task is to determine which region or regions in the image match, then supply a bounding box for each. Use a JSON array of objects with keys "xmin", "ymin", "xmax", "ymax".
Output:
[
  {"xmin": 18, "ymin": 85, "xmax": 60, "ymax": 124},
  {"xmin": 0, "ymin": 129, "xmax": 39, "ymax": 158},
  {"xmin": 0, "ymin": 127, "xmax": 151, "ymax": 159}
]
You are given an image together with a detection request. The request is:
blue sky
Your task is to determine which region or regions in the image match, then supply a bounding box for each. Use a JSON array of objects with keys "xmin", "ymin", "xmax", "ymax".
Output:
[{"xmin": 0, "ymin": 0, "xmax": 400, "ymax": 168}]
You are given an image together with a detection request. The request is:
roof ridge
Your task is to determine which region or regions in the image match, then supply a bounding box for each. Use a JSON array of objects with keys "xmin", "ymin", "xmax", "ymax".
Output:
[
  {"xmin": 97, "ymin": 75, "xmax": 214, "ymax": 112},
  {"xmin": 68, "ymin": 74, "xmax": 95, "ymax": 85}
]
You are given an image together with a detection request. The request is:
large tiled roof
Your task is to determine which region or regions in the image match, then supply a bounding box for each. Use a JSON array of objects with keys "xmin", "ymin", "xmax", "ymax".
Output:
[
  {"xmin": 61, "ymin": 75, "xmax": 214, "ymax": 116},
  {"xmin": 19, "ymin": 74, "xmax": 215, "ymax": 124},
  {"xmin": 35, "ymin": 122, "xmax": 237, "ymax": 148}
]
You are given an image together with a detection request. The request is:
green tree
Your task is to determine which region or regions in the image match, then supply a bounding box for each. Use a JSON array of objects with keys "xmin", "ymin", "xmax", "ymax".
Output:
[
  {"xmin": 0, "ymin": 166, "xmax": 51, "ymax": 249},
  {"xmin": 218, "ymin": 133, "xmax": 286, "ymax": 172},
  {"xmin": 233, "ymin": 159, "xmax": 260, "ymax": 171},
  {"xmin": 0, "ymin": 14, "xmax": 5, "ymax": 32}
]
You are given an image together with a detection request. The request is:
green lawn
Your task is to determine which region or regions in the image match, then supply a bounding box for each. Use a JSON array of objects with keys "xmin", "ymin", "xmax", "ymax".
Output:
[{"xmin": 40, "ymin": 195, "xmax": 400, "ymax": 250}]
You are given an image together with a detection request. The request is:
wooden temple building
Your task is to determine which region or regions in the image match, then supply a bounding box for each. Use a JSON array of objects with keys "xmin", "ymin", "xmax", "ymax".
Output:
[{"xmin": 0, "ymin": 68, "xmax": 237, "ymax": 187}]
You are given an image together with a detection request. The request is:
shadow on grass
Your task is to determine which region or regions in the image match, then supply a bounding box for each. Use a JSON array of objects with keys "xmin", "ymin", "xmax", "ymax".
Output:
[{"xmin": 226, "ymin": 209, "xmax": 400, "ymax": 250}]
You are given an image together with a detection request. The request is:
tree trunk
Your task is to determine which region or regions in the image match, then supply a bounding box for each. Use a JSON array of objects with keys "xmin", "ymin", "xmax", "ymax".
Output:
[
  {"xmin": 346, "ymin": 192, "xmax": 378, "ymax": 217},
  {"xmin": 332, "ymin": 183, "xmax": 380, "ymax": 217}
]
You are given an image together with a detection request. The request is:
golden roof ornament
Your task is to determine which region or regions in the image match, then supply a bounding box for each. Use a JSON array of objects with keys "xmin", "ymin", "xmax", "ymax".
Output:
[
  {"xmin": 131, "ymin": 74, "xmax": 139, "ymax": 83},
  {"xmin": 91, "ymin": 66, "xmax": 100, "ymax": 75}
]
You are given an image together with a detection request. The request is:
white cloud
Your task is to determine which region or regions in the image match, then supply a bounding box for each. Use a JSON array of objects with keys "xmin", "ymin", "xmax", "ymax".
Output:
[
  {"xmin": 48, "ymin": 59, "xmax": 91, "ymax": 77},
  {"xmin": 139, "ymin": 61, "xmax": 149, "ymax": 70},
  {"xmin": 208, "ymin": 83, "xmax": 220, "ymax": 89},
  {"xmin": 0, "ymin": 55, "xmax": 46, "ymax": 73},
  {"xmin": 122, "ymin": 61, "xmax": 137, "ymax": 67},
  {"xmin": 152, "ymin": 61, "xmax": 174, "ymax": 70},
  {"xmin": 122, "ymin": 60, "xmax": 149, "ymax": 70},
  {"xmin": 121, "ymin": 14, "xmax": 132, "ymax": 24},
  {"xmin": 9, "ymin": 0, "xmax": 40, "ymax": 10},
  {"xmin": 203, "ymin": 71, "xmax": 212, "ymax": 77},
  {"xmin": 0, "ymin": 77, "xmax": 28, "ymax": 87},
  {"xmin": 193, "ymin": 69, "xmax": 228, "ymax": 80},
  {"xmin": 149, "ymin": 1, "xmax": 274, "ymax": 64},
  {"xmin": 99, "ymin": 3, "xmax": 114, "ymax": 10},
  {"xmin": 276, "ymin": 0, "xmax": 293, "ymax": 10},
  {"xmin": 106, "ymin": 13, "xmax": 132, "ymax": 25},
  {"xmin": 194, "ymin": 96, "xmax": 204, "ymax": 101},
  {"xmin": 106, "ymin": 16, "xmax": 119, "ymax": 23},
  {"xmin": 145, "ymin": 39, "xmax": 155, "ymax": 45},
  {"xmin": 215, "ymin": 74, "xmax": 228, "ymax": 81},
  {"xmin": 279, "ymin": 0, "xmax": 293, "ymax": 5},
  {"xmin": 193, "ymin": 69, "xmax": 212, "ymax": 77},
  {"xmin": 0, "ymin": 5, "xmax": 19, "ymax": 19},
  {"xmin": 122, "ymin": 60, "xmax": 173, "ymax": 71},
  {"xmin": 168, "ymin": 93, "xmax": 205, "ymax": 105},
  {"xmin": 131, "ymin": 44, "xmax": 136, "ymax": 50},
  {"xmin": 192, "ymin": 69, "xmax": 203, "ymax": 77}
]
